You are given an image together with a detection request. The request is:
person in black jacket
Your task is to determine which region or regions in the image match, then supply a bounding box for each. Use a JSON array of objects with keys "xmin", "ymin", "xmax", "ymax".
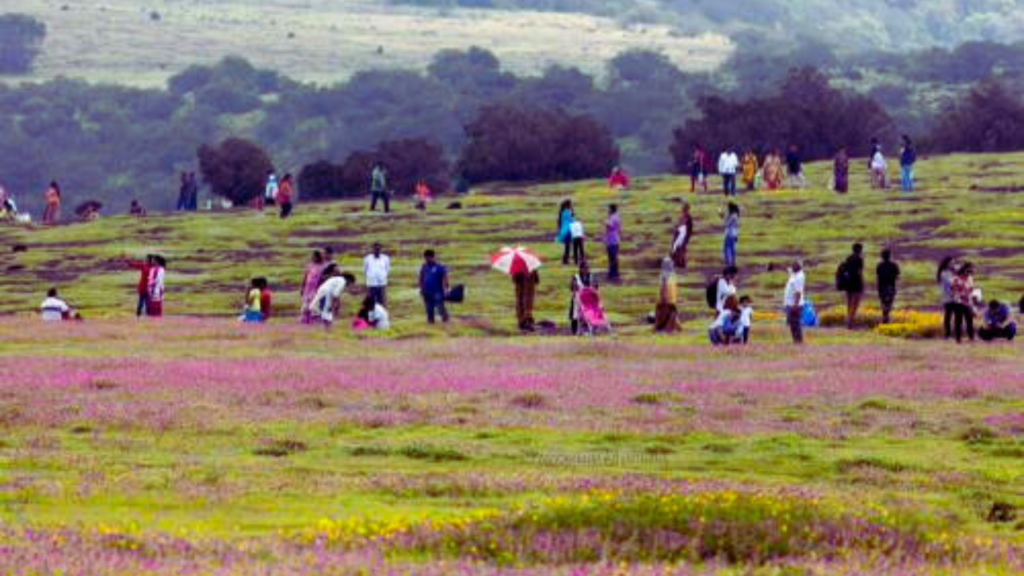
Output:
[
  {"xmin": 839, "ymin": 243, "xmax": 865, "ymax": 329},
  {"xmin": 876, "ymin": 249, "xmax": 901, "ymax": 324}
]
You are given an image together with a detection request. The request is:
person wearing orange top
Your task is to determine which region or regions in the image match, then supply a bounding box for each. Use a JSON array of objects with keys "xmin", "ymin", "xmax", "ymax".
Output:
[{"xmin": 415, "ymin": 180, "xmax": 432, "ymax": 210}]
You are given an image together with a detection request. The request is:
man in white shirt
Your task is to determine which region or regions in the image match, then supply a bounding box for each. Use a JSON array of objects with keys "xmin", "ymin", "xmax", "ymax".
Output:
[
  {"xmin": 40, "ymin": 288, "xmax": 71, "ymax": 321},
  {"xmin": 363, "ymin": 243, "xmax": 390, "ymax": 306},
  {"xmin": 718, "ymin": 148, "xmax": 740, "ymax": 196},
  {"xmin": 784, "ymin": 261, "xmax": 806, "ymax": 344},
  {"xmin": 716, "ymin": 266, "xmax": 738, "ymax": 313}
]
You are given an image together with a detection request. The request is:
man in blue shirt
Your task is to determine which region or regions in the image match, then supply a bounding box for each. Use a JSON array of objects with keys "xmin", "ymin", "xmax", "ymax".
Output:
[{"xmin": 419, "ymin": 249, "xmax": 450, "ymax": 324}]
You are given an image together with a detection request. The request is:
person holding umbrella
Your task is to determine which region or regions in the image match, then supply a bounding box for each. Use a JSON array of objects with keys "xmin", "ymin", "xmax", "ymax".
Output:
[{"xmin": 492, "ymin": 246, "xmax": 542, "ymax": 332}]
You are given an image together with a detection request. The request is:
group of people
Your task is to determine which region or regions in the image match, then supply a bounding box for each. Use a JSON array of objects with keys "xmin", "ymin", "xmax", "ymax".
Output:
[
  {"xmin": 937, "ymin": 257, "xmax": 1017, "ymax": 342},
  {"xmin": 125, "ymin": 254, "xmax": 168, "ymax": 317}
]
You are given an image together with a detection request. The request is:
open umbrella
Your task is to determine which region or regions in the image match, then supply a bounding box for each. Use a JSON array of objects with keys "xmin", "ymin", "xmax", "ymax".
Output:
[
  {"xmin": 491, "ymin": 246, "xmax": 542, "ymax": 275},
  {"xmin": 74, "ymin": 200, "xmax": 103, "ymax": 216}
]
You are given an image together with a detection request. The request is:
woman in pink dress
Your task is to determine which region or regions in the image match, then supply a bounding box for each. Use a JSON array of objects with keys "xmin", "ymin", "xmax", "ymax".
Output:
[{"xmin": 299, "ymin": 250, "xmax": 327, "ymax": 323}]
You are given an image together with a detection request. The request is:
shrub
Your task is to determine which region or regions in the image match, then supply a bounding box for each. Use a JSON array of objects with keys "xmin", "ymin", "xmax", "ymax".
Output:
[
  {"xmin": 0, "ymin": 14, "xmax": 46, "ymax": 74},
  {"xmin": 818, "ymin": 306, "xmax": 943, "ymax": 339},
  {"xmin": 303, "ymin": 138, "xmax": 450, "ymax": 199},
  {"xmin": 458, "ymin": 105, "xmax": 619, "ymax": 184},
  {"xmin": 197, "ymin": 138, "xmax": 274, "ymax": 205}
]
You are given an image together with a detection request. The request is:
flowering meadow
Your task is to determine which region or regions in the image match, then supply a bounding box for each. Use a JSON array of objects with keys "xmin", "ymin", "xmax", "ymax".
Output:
[{"xmin": 0, "ymin": 318, "xmax": 1020, "ymax": 574}]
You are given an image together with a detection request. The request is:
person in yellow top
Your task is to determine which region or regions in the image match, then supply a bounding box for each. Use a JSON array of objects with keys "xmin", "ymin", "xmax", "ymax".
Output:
[
  {"xmin": 741, "ymin": 150, "xmax": 759, "ymax": 192},
  {"xmin": 242, "ymin": 278, "xmax": 263, "ymax": 323}
]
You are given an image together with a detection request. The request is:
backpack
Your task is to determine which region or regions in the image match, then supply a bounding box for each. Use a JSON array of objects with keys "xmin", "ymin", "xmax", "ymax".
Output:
[
  {"xmin": 705, "ymin": 277, "xmax": 719, "ymax": 309},
  {"xmin": 836, "ymin": 262, "xmax": 850, "ymax": 291}
]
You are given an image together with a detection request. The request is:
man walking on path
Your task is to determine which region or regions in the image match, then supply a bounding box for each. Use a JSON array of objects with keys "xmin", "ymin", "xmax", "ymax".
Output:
[
  {"xmin": 718, "ymin": 148, "xmax": 739, "ymax": 196},
  {"xmin": 419, "ymin": 249, "xmax": 450, "ymax": 324},
  {"xmin": 363, "ymin": 243, "xmax": 391, "ymax": 306},
  {"xmin": 604, "ymin": 204, "xmax": 621, "ymax": 281},
  {"xmin": 900, "ymin": 135, "xmax": 917, "ymax": 192},
  {"xmin": 876, "ymin": 249, "xmax": 901, "ymax": 324},
  {"xmin": 784, "ymin": 261, "xmax": 806, "ymax": 344},
  {"xmin": 369, "ymin": 163, "xmax": 390, "ymax": 213}
]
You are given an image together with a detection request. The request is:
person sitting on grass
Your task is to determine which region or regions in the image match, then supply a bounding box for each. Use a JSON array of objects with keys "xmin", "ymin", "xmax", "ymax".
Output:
[
  {"xmin": 979, "ymin": 300, "xmax": 1016, "ymax": 342},
  {"xmin": 241, "ymin": 278, "xmax": 263, "ymax": 323},
  {"xmin": 313, "ymin": 266, "xmax": 357, "ymax": 329},
  {"xmin": 738, "ymin": 295, "xmax": 753, "ymax": 344},
  {"xmin": 354, "ymin": 296, "xmax": 390, "ymax": 331},
  {"xmin": 40, "ymin": 288, "xmax": 74, "ymax": 322},
  {"xmin": 709, "ymin": 295, "xmax": 742, "ymax": 346}
]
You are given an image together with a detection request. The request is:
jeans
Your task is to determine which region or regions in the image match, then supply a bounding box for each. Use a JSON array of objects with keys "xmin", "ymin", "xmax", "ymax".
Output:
[
  {"xmin": 370, "ymin": 190, "xmax": 390, "ymax": 212},
  {"xmin": 901, "ymin": 165, "xmax": 914, "ymax": 192},
  {"xmin": 723, "ymin": 235, "xmax": 737, "ymax": 267},
  {"xmin": 368, "ymin": 286, "xmax": 387, "ymax": 306},
  {"xmin": 424, "ymin": 295, "xmax": 449, "ymax": 324},
  {"xmin": 136, "ymin": 293, "xmax": 149, "ymax": 317},
  {"xmin": 606, "ymin": 243, "xmax": 620, "ymax": 280},
  {"xmin": 786, "ymin": 306, "xmax": 804, "ymax": 344},
  {"xmin": 722, "ymin": 174, "xmax": 736, "ymax": 195},
  {"xmin": 562, "ymin": 238, "xmax": 572, "ymax": 264}
]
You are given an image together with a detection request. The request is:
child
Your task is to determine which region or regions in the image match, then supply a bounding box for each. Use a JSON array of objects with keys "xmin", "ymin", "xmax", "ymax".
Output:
[
  {"xmin": 415, "ymin": 180, "xmax": 432, "ymax": 210},
  {"xmin": 570, "ymin": 217, "xmax": 586, "ymax": 265},
  {"xmin": 739, "ymin": 295, "xmax": 753, "ymax": 344},
  {"xmin": 354, "ymin": 295, "xmax": 390, "ymax": 331},
  {"xmin": 242, "ymin": 279, "xmax": 262, "ymax": 323},
  {"xmin": 258, "ymin": 278, "xmax": 273, "ymax": 322},
  {"xmin": 40, "ymin": 288, "xmax": 72, "ymax": 321}
]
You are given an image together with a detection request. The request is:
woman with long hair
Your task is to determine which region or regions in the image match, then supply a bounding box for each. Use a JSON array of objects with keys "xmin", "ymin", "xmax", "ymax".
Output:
[{"xmin": 936, "ymin": 256, "xmax": 956, "ymax": 339}]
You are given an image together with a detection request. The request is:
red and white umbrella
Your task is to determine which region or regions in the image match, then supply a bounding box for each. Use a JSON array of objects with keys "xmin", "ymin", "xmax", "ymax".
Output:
[{"xmin": 491, "ymin": 246, "xmax": 542, "ymax": 275}]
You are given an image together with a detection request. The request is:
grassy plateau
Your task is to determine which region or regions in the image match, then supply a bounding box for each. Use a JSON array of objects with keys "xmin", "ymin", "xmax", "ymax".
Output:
[{"xmin": 0, "ymin": 153, "xmax": 1021, "ymax": 574}]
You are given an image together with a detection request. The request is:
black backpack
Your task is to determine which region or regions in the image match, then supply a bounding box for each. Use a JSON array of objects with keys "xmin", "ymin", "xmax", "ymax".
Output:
[
  {"xmin": 705, "ymin": 277, "xmax": 719, "ymax": 309},
  {"xmin": 836, "ymin": 262, "xmax": 850, "ymax": 291}
]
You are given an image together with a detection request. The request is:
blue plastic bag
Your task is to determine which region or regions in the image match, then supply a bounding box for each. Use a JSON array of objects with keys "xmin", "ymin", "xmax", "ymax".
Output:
[{"xmin": 801, "ymin": 301, "xmax": 819, "ymax": 327}]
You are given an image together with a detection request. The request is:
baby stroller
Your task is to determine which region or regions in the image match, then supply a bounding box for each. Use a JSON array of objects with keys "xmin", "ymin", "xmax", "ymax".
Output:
[{"xmin": 575, "ymin": 286, "xmax": 612, "ymax": 336}]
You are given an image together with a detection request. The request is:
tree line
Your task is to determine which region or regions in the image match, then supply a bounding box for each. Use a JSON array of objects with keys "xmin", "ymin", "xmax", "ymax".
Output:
[{"xmin": 0, "ymin": 22, "xmax": 1021, "ymax": 212}]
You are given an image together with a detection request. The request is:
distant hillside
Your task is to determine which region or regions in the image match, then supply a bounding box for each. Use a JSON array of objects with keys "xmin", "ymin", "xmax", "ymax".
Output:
[
  {"xmin": 5, "ymin": 0, "xmax": 730, "ymax": 87},
  {"xmin": 393, "ymin": 0, "xmax": 1024, "ymax": 52}
]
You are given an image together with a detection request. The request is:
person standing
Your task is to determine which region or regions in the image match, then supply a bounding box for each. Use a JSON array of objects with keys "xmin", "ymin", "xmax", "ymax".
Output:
[
  {"xmin": 690, "ymin": 144, "xmax": 709, "ymax": 193},
  {"xmin": 569, "ymin": 260, "xmax": 594, "ymax": 335},
  {"xmin": 870, "ymin": 147, "xmax": 888, "ymax": 190},
  {"xmin": 937, "ymin": 257, "xmax": 957, "ymax": 339},
  {"xmin": 876, "ymin": 249, "xmax": 901, "ymax": 324},
  {"xmin": 785, "ymin": 145, "xmax": 805, "ymax": 189},
  {"xmin": 419, "ymin": 250, "xmax": 450, "ymax": 324},
  {"xmin": 363, "ymin": 243, "xmax": 390, "ymax": 306},
  {"xmin": 722, "ymin": 202, "xmax": 740, "ymax": 268},
  {"xmin": 833, "ymin": 147, "xmax": 850, "ymax": 194},
  {"xmin": 763, "ymin": 150, "xmax": 783, "ymax": 190},
  {"xmin": 671, "ymin": 202, "xmax": 694, "ymax": 270},
  {"xmin": 718, "ymin": 148, "xmax": 739, "ymax": 196},
  {"xmin": 604, "ymin": 204, "xmax": 621, "ymax": 281},
  {"xmin": 900, "ymin": 135, "xmax": 917, "ymax": 192},
  {"xmin": 369, "ymin": 163, "xmax": 390, "ymax": 213},
  {"xmin": 126, "ymin": 254, "xmax": 153, "ymax": 317},
  {"xmin": 570, "ymin": 216, "xmax": 586, "ymax": 266},
  {"xmin": 264, "ymin": 171, "xmax": 279, "ymax": 209},
  {"xmin": 277, "ymin": 173, "xmax": 294, "ymax": 218},
  {"xmin": 177, "ymin": 172, "xmax": 190, "ymax": 211},
  {"xmin": 147, "ymin": 255, "xmax": 166, "ymax": 317},
  {"xmin": 557, "ymin": 200, "xmax": 574, "ymax": 265},
  {"xmin": 838, "ymin": 243, "xmax": 865, "ymax": 329},
  {"xmin": 42, "ymin": 181, "xmax": 61, "ymax": 224},
  {"xmin": 187, "ymin": 172, "xmax": 200, "ymax": 211},
  {"xmin": 300, "ymin": 250, "xmax": 327, "ymax": 324},
  {"xmin": 741, "ymin": 150, "xmax": 759, "ymax": 192},
  {"xmin": 784, "ymin": 261, "xmax": 806, "ymax": 345},
  {"xmin": 950, "ymin": 263, "xmax": 976, "ymax": 343},
  {"xmin": 513, "ymin": 270, "xmax": 539, "ymax": 332}
]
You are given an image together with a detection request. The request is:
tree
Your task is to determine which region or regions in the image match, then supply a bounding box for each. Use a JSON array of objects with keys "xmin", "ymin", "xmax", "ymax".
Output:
[
  {"xmin": 928, "ymin": 79, "xmax": 1024, "ymax": 152},
  {"xmin": 458, "ymin": 105, "xmax": 619, "ymax": 183},
  {"xmin": 297, "ymin": 160, "xmax": 344, "ymax": 200},
  {"xmin": 302, "ymin": 139, "xmax": 450, "ymax": 200},
  {"xmin": 197, "ymin": 138, "xmax": 273, "ymax": 205},
  {"xmin": 0, "ymin": 14, "xmax": 46, "ymax": 74}
]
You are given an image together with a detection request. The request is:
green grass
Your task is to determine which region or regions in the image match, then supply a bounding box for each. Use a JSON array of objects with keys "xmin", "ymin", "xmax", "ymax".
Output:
[{"xmin": 1, "ymin": 152, "xmax": 1020, "ymax": 334}]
